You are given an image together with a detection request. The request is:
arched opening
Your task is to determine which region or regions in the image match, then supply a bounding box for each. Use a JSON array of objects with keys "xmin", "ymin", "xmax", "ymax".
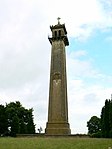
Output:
[
  {"xmin": 59, "ymin": 30, "xmax": 61, "ymax": 37},
  {"xmin": 54, "ymin": 31, "xmax": 57, "ymax": 37}
]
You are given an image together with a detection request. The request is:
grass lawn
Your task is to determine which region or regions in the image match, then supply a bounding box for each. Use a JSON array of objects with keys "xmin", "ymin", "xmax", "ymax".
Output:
[{"xmin": 0, "ymin": 137, "xmax": 112, "ymax": 149}]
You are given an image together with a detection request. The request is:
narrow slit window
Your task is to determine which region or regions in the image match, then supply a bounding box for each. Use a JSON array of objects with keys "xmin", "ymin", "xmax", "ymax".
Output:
[
  {"xmin": 55, "ymin": 31, "xmax": 57, "ymax": 37},
  {"xmin": 59, "ymin": 30, "xmax": 61, "ymax": 36}
]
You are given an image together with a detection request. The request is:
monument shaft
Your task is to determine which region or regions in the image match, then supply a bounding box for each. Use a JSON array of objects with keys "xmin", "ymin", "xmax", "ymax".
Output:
[{"xmin": 45, "ymin": 21, "xmax": 71, "ymax": 135}]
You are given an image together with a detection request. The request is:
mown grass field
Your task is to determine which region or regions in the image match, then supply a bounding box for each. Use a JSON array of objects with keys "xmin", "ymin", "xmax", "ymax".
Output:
[{"xmin": 0, "ymin": 137, "xmax": 112, "ymax": 149}]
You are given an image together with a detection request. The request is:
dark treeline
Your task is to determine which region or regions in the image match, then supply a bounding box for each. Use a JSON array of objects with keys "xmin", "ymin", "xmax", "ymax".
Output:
[
  {"xmin": 87, "ymin": 98, "xmax": 112, "ymax": 138},
  {"xmin": 101, "ymin": 99, "xmax": 112, "ymax": 138},
  {"xmin": 0, "ymin": 101, "xmax": 35, "ymax": 137}
]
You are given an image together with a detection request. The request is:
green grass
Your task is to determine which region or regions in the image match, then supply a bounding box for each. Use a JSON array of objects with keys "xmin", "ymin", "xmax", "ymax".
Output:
[{"xmin": 0, "ymin": 137, "xmax": 112, "ymax": 149}]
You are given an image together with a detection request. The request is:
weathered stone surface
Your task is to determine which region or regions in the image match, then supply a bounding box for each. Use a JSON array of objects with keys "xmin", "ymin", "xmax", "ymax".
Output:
[{"xmin": 45, "ymin": 21, "xmax": 71, "ymax": 135}]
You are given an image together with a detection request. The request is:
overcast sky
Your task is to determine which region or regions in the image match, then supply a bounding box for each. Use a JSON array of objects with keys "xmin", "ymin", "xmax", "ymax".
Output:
[{"xmin": 0, "ymin": 0, "xmax": 112, "ymax": 134}]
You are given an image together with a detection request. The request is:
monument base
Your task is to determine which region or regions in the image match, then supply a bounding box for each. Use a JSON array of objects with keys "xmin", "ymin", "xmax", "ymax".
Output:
[{"xmin": 45, "ymin": 122, "xmax": 71, "ymax": 135}]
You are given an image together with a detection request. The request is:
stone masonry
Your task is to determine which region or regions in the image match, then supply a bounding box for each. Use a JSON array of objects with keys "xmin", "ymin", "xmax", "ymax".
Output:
[{"xmin": 45, "ymin": 19, "xmax": 71, "ymax": 135}]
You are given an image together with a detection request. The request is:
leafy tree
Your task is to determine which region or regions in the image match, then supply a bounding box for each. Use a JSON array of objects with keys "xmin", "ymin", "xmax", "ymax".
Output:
[
  {"xmin": 109, "ymin": 100, "xmax": 112, "ymax": 137},
  {"xmin": 87, "ymin": 116, "xmax": 101, "ymax": 135},
  {"xmin": 101, "ymin": 106, "xmax": 105, "ymax": 137},
  {"xmin": 0, "ymin": 105, "xmax": 8, "ymax": 135},
  {"xmin": 6, "ymin": 101, "xmax": 35, "ymax": 135},
  {"xmin": 26, "ymin": 109, "xmax": 35, "ymax": 134},
  {"xmin": 11, "ymin": 115, "xmax": 20, "ymax": 137},
  {"xmin": 87, "ymin": 98, "xmax": 112, "ymax": 138},
  {"xmin": 19, "ymin": 118, "xmax": 27, "ymax": 134},
  {"xmin": 101, "ymin": 99, "xmax": 111, "ymax": 138},
  {"xmin": 0, "ymin": 101, "xmax": 35, "ymax": 136}
]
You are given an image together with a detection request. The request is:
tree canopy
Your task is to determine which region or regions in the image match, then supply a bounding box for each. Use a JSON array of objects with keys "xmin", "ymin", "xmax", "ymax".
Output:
[
  {"xmin": 87, "ymin": 116, "xmax": 101, "ymax": 135},
  {"xmin": 101, "ymin": 99, "xmax": 112, "ymax": 138},
  {"xmin": 87, "ymin": 98, "xmax": 112, "ymax": 138},
  {"xmin": 0, "ymin": 101, "xmax": 35, "ymax": 136}
]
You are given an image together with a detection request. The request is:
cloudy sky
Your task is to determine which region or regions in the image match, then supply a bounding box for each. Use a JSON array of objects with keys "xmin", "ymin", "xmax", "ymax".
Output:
[{"xmin": 0, "ymin": 0, "xmax": 112, "ymax": 134}]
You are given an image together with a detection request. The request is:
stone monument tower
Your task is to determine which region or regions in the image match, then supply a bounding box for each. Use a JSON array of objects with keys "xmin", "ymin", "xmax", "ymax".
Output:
[{"xmin": 45, "ymin": 18, "xmax": 71, "ymax": 135}]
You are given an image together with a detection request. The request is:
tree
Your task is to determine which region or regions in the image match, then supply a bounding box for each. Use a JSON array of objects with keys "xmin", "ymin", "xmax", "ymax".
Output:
[
  {"xmin": 0, "ymin": 105, "xmax": 8, "ymax": 135},
  {"xmin": 5, "ymin": 101, "xmax": 35, "ymax": 135},
  {"xmin": 101, "ymin": 99, "xmax": 111, "ymax": 138},
  {"xmin": 87, "ymin": 98, "xmax": 112, "ymax": 138},
  {"xmin": 87, "ymin": 116, "xmax": 101, "ymax": 135},
  {"xmin": 109, "ymin": 100, "xmax": 112, "ymax": 137},
  {"xmin": 11, "ymin": 115, "xmax": 20, "ymax": 137},
  {"xmin": 26, "ymin": 109, "xmax": 35, "ymax": 134},
  {"xmin": 19, "ymin": 118, "xmax": 27, "ymax": 134}
]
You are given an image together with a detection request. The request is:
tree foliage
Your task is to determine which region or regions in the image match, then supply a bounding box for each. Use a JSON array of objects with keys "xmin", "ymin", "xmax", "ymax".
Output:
[
  {"xmin": 87, "ymin": 98, "xmax": 112, "ymax": 138},
  {"xmin": 0, "ymin": 101, "xmax": 35, "ymax": 136},
  {"xmin": 101, "ymin": 99, "xmax": 112, "ymax": 138},
  {"xmin": 87, "ymin": 116, "xmax": 101, "ymax": 136},
  {"xmin": 0, "ymin": 105, "xmax": 8, "ymax": 135}
]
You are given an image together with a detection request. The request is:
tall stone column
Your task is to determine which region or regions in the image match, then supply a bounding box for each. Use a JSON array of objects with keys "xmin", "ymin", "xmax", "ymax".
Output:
[{"xmin": 45, "ymin": 19, "xmax": 71, "ymax": 135}]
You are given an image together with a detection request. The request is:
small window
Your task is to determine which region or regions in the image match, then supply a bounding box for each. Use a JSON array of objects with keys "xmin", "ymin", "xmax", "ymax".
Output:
[
  {"xmin": 54, "ymin": 31, "xmax": 57, "ymax": 37},
  {"xmin": 59, "ymin": 30, "xmax": 61, "ymax": 36}
]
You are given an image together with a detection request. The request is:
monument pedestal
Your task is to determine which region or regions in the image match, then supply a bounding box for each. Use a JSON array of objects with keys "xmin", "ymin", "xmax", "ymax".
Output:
[{"xmin": 45, "ymin": 122, "xmax": 71, "ymax": 135}]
